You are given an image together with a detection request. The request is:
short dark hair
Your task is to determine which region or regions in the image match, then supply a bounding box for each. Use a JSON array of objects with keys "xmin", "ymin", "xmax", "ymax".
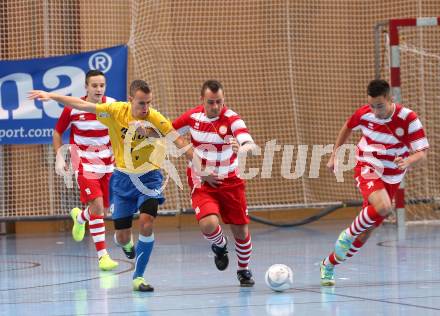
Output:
[
  {"xmin": 367, "ymin": 79, "xmax": 390, "ymax": 98},
  {"xmin": 201, "ymin": 80, "xmax": 224, "ymax": 96},
  {"xmin": 85, "ymin": 69, "xmax": 105, "ymax": 84},
  {"xmin": 129, "ymin": 80, "xmax": 151, "ymax": 97}
]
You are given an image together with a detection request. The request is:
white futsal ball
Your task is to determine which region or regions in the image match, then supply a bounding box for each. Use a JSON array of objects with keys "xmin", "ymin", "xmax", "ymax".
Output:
[{"xmin": 265, "ymin": 264, "xmax": 294, "ymax": 292}]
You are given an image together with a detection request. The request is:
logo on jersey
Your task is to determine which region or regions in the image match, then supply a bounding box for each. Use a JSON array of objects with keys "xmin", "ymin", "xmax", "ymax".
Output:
[
  {"xmin": 367, "ymin": 181, "xmax": 374, "ymax": 189},
  {"xmin": 395, "ymin": 128, "xmax": 404, "ymax": 137},
  {"xmin": 218, "ymin": 125, "xmax": 227, "ymax": 135},
  {"xmin": 85, "ymin": 188, "xmax": 91, "ymax": 195},
  {"xmin": 195, "ymin": 206, "xmax": 200, "ymax": 215},
  {"xmin": 194, "ymin": 122, "xmax": 200, "ymax": 129}
]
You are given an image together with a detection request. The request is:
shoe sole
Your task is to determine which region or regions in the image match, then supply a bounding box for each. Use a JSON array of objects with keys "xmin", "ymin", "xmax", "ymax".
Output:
[
  {"xmin": 99, "ymin": 264, "xmax": 119, "ymax": 271},
  {"xmin": 321, "ymin": 280, "xmax": 335, "ymax": 286},
  {"xmin": 240, "ymin": 283, "xmax": 255, "ymax": 287},
  {"xmin": 123, "ymin": 250, "xmax": 136, "ymax": 259},
  {"xmin": 133, "ymin": 285, "xmax": 154, "ymax": 292}
]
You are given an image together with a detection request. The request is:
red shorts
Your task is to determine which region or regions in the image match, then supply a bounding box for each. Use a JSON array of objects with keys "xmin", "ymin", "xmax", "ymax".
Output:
[
  {"xmin": 76, "ymin": 172, "xmax": 111, "ymax": 207},
  {"xmin": 354, "ymin": 166, "xmax": 400, "ymax": 208},
  {"xmin": 191, "ymin": 180, "xmax": 249, "ymax": 225}
]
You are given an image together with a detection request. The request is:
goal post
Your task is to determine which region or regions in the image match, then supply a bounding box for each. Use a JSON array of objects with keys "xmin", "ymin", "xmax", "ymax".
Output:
[{"xmin": 375, "ymin": 17, "xmax": 440, "ymax": 225}]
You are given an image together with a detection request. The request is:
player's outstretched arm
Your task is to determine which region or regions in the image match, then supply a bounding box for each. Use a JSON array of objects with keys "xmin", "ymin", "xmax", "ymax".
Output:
[
  {"xmin": 327, "ymin": 122, "xmax": 352, "ymax": 172},
  {"xmin": 168, "ymin": 129, "xmax": 195, "ymax": 161},
  {"xmin": 28, "ymin": 90, "xmax": 97, "ymax": 113}
]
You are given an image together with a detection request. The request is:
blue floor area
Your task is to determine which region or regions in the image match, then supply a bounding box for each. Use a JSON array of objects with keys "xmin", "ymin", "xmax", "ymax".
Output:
[{"xmin": 1, "ymin": 220, "xmax": 440, "ymax": 315}]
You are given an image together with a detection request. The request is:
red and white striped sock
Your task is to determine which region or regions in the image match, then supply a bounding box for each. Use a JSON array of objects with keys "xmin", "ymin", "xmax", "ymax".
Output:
[
  {"xmin": 323, "ymin": 252, "xmax": 343, "ymax": 266},
  {"xmin": 89, "ymin": 213, "xmax": 107, "ymax": 258},
  {"xmin": 203, "ymin": 225, "xmax": 227, "ymax": 248},
  {"xmin": 346, "ymin": 239, "xmax": 365, "ymax": 258},
  {"xmin": 235, "ymin": 234, "xmax": 252, "ymax": 270},
  {"xmin": 346, "ymin": 206, "xmax": 384, "ymax": 238},
  {"xmin": 323, "ymin": 238, "xmax": 366, "ymax": 266},
  {"xmin": 76, "ymin": 207, "xmax": 90, "ymax": 224}
]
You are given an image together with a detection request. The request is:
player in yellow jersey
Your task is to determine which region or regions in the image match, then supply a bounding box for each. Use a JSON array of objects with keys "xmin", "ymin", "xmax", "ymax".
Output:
[{"xmin": 29, "ymin": 80, "xmax": 195, "ymax": 292}]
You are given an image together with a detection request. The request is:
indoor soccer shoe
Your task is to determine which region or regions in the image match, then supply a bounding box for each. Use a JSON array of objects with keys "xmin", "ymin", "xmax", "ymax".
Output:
[
  {"xmin": 70, "ymin": 207, "xmax": 85, "ymax": 242},
  {"xmin": 320, "ymin": 262, "xmax": 335, "ymax": 286},
  {"xmin": 133, "ymin": 277, "xmax": 154, "ymax": 292},
  {"xmin": 211, "ymin": 239, "xmax": 229, "ymax": 271},
  {"xmin": 98, "ymin": 254, "xmax": 119, "ymax": 271},
  {"xmin": 334, "ymin": 230, "xmax": 354, "ymax": 260},
  {"xmin": 237, "ymin": 269, "xmax": 255, "ymax": 287},
  {"xmin": 113, "ymin": 234, "xmax": 136, "ymax": 259},
  {"xmin": 122, "ymin": 243, "xmax": 136, "ymax": 259}
]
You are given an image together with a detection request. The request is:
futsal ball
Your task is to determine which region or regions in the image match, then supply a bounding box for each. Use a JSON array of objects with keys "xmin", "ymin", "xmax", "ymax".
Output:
[{"xmin": 265, "ymin": 264, "xmax": 294, "ymax": 292}]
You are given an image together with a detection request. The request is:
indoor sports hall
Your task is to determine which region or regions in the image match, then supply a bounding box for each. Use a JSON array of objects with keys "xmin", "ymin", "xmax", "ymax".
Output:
[{"xmin": 1, "ymin": 1, "xmax": 440, "ymax": 315}]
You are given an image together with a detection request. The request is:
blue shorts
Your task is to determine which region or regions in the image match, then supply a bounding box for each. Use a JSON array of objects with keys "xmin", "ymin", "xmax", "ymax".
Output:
[{"xmin": 110, "ymin": 169, "xmax": 165, "ymax": 220}]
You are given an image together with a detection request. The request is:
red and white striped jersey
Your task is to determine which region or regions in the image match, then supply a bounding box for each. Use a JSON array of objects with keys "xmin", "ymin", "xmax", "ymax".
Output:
[
  {"xmin": 54, "ymin": 96, "xmax": 115, "ymax": 174},
  {"xmin": 347, "ymin": 103, "xmax": 429, "ymax": 184},
  {"xmin": 173, "ymin": 105, "xmax": 254, "ymax": 181}
]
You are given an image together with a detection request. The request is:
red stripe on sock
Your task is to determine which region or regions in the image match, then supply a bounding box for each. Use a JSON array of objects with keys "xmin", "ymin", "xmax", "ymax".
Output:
[
  {"xmin": 89, "ymin": 223, "xmax": 105, "ymax": 229},
  {"xmin": 94, "ymin": 241, "xmax": 106, "ymax": 252},
  {"xmin": 329, "ymin": 253, "xmax": 341, "ymax": 265},
  {"xmin": 235, "ymin": 234, "xmax": 252, "ymax": 269},
  {"xmin": 80, "ymin": 209, "xmax": 89, "ymax": 222},
  {"xmin": 364, "ymin": 206, "xmax": 384, "ymax": 222},
  {"xmin": 205, "ymin": 226, "xmax": 221, "ymax": 238}
]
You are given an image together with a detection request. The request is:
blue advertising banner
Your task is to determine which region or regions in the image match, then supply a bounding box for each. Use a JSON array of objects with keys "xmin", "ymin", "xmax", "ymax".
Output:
[{"xmin": 0, "ymin": 45, "xmax": 127, "ymax": 144}]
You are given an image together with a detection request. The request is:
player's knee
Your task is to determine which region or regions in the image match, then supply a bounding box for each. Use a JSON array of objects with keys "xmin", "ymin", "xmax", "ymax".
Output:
[
  {"xmin": 88, "ymin": 200, "xmax": 105, "ymax": 216},
  {"xmin": 376, "ymin": 205, "xmax": 393, "ymax": 217},
  {"xmin": 199, "ymin": 215, "xmax": 220, "ymax": 235},
  {"xmin": 139, "ymin": 199, "xmax": 159, "ymax": 218},
  {"xmin": 90, "ymin": 206, "xmax": 105, "ymax": 216}
]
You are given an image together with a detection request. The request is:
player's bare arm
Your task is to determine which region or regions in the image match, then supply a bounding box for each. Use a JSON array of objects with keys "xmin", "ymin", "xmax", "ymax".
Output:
[
  {"xmin": 231, "ymin": 138, "xmax": 257, "ymax": 155},
  {"xmin": 166, "ymin": 129, "xmax": 195, "ymax": 162},
  {"xmin": 28, "ymin": 90, "xmax": 97, "ymax": 113},
  {"xmin": 394, "ymin": 149, "xmax": 428, "ymax": 170},
  {"xmin": 170, "ymin": 129, "xmax": 223, "ymax": 188},
  {"xmin": 52, "ymin": 130, "xmax": 69, "ymax": 175},
  {"xmin": 327, "ymin": 122, "xmax": 352, "ymax": 172}
]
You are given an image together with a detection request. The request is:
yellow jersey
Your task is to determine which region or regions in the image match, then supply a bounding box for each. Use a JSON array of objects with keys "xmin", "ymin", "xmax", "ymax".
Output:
[{"xmin": 96, "ymin": 102, "xmax": 173, "ymax": 173}]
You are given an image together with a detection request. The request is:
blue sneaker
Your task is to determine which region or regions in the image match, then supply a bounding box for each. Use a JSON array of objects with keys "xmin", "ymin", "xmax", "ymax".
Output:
[
  {"xmin": 320, "ymin": 262, "xmax": 335, "ymax": 286},
  {"xmin": 334, "ymin": 230, "xmax": 355, "ymax": 260}
]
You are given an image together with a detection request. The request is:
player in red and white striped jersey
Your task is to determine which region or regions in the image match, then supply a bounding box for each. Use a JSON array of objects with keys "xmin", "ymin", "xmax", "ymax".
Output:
[
  {"xmin": 320, "ymin": 79, "xmax": 429, "ymax": 286},
  {"xmin": 53, "ymin": 70, "xmax": 118, "ymax": 271},
  {"xmin": 173, "ymin": 80, "xmax": 256, "ymax": 286}
]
